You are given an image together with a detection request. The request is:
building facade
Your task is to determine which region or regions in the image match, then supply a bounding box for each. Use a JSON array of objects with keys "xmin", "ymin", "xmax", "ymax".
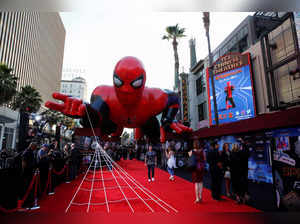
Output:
[
  {"xmin": 0, "ymin": 12, "xmax": 66, "ymax": 150},
  {"xmin": 188, "ymin": 12, "xmax": 300, "ymax": 211},
  {"xmin": 60, "ymin": 77, "xmax": 88, "ymax": 102},
  {"xmin": 188, "ymin": 12, "xmax": 300, "ymax": 130}
]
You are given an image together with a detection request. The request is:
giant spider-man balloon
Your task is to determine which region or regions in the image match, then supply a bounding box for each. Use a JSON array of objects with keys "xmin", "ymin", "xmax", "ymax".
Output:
[{"xmin": 45, "ymin": 56, "xmax": 192, "ymax": 143}]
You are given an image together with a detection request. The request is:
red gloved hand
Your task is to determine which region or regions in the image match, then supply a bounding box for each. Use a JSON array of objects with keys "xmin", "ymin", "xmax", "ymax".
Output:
[
  {"xmin": 45, "ymin": 92, "xmax": 86, "ymax": 117},
  {"xmin": 160, "ymin": 122, "xmax": 193, "ymax": 143},
  {"xmin": 169, "ymin": 122, "xmax": 193, "ymax": 134}
]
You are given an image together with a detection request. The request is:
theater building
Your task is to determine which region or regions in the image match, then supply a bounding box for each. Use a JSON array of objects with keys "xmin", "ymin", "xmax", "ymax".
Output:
[{"xmin": 188, "ymin": 12, "xmax": 300, "ymax": 211}]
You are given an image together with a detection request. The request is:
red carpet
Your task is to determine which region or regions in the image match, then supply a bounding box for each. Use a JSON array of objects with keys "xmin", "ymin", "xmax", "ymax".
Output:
[{"xmin": 36, "ymin": 158, "xmax": 259, "ymax": 214}]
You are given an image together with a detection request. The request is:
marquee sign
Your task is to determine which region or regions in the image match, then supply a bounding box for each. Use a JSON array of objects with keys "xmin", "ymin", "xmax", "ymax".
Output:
[{"xmin": 181, "ymin": 74, "xmax": 189, "ymax": 123}]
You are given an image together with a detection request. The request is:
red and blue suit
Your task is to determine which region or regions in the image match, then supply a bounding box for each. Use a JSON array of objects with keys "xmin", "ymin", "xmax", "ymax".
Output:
[
  {"xmin": 224, "ymin": 81, "xmax": 236, "ymax": 110},
  {"xmin": 45, "ymin": 56, "xmax": 192, "ymax": 143}
]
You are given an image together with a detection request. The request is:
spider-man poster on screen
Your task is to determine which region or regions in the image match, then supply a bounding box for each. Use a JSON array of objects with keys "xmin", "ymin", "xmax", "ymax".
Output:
[{"xmin": 206, "ymin": 53, "xmax": 256, "ymax": 125}]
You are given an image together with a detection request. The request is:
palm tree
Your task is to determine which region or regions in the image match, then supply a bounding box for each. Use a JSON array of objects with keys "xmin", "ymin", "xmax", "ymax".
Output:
[
  {"xmin": 12, "ymin": 85, "xmax": 42, "ymax": 151},
  {"xmin": 42, "ymin": 109, "xmax": 63, "ymax": 128},
  {"xmin": 162, "ymin": 24, "xmax": 186, "ymax": 91},
  {"xmin": 0, "ymin": 63, "xmax": 18, "ymax": 106},
  {"xmin": 41, "ymin": 109, "xmax": 74, "ymax": 131},
  {"xmin": 41, "ymin": 109, "xmax": 76, "ymax": 141},
  {"xmin": 12, "ymin": 85, "xmax": 42, "ymax": 113}
]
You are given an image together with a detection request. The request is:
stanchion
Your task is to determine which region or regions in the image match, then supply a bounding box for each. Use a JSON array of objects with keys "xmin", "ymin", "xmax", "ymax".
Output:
[
  {"xmin": 37, "ymin": 169, "xmax": 41, "ymax": 196},
  {"xmin": 65, "ymin": 164, "xmax": 71, "ymax": 183},
  {"xmin": 31, "ymin": 169, "xmax": 40, "ymax": 210},
  {"xmin": 0, "ymin": 169, "xmax": 39, "ymax": 212},
  {"xmin": 0, "ymin": 161, "xmax": 71, "ymax": 213},
  {"xmin": 48, "ymin": 167, "xmax": 55, "ymax": 196},
  {"xmin": 19, "ymin": 169, "xmax": 38, "ymax": 210},
  {"xmin": 43, "ymin": 168, "xmax": 52, "ymax": 196}
]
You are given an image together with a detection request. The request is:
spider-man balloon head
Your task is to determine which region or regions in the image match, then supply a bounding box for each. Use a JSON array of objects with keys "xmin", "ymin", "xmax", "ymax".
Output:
[{"xmin": 113, "ymin": 56, "xmax": 146, "ymax": 105}]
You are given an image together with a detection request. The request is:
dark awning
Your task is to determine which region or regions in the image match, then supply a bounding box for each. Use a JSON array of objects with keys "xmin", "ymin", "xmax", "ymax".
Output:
[{"xmin": 192, "ymin": 106, "xmax": 300, "ymax": 139}]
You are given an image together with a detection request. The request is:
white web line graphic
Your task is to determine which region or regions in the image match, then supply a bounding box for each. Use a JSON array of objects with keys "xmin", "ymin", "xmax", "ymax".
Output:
[{"xmin": 64, "ymin": 106, "xmax": 178, "ymax": 213}]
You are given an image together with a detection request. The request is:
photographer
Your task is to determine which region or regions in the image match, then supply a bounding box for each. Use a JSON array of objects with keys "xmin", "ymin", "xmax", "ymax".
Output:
[
  {"xmin": 21, "ymin": 142, "xmax": 38, "ymax": 208},
  {"xmin": 69, "ymin": 143, "xmax": 80, "ymax": 180},
  {"xmin": 37, "ymin": 144, "xmax": 50, "ymax": 194},
  {"xmin": 49, "ymin": 140, "xmax": 64, "ymax": 186},
  {"xmin": 0, "ymin": 147, "xmax": 8, "ymax": 169}
]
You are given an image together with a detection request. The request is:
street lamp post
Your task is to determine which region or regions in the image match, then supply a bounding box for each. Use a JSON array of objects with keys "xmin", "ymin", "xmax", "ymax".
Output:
[{"xmin": 203, "ymin": 12, "xmax": 219, "ymax": 126}]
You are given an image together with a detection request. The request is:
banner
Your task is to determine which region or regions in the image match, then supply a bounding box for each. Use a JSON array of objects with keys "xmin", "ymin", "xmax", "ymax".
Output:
[
  {"xmin": 247, "ymin": 137, "xmax": 273, "ymax": 184},
  {"xmin": 181, "ymin": 73, "xmax": 189, "ymax": 123},
  {"xmin": 271, "ymin": 127, "xmax": 300, "ymax": 210},
  {"xmin": 203, "ymin": 134, "xmax": 273, "ymax": 184},
  {"xmin": 207, "ymin": 53, "xmax": 256, "ymax": 125}
]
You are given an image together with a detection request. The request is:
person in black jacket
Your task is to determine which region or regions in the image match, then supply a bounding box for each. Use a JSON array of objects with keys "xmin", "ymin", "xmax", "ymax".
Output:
[
  {"xmin": 230, "ymin": 139, "xmax": 250, "ymax": 204},
  {"xmin": 221, "ymin": 143, "xmax": 232, "ymax": 197},
  {"xmin": 230, "ymin": 143, "xmax": 242, "ymax": 203},
  {"xmin": 207, "ymin": 141, "xmax": 223, "ymax": 201},
  {"xmin": 21, "ymin": 142, "xmax": 38, "ymax": 208},
  {"xmin": 238, "ymin": 138, "xmax": 250, "ymax": 203},
  {"xmin": 69, "ymin": 143, "xmax": 80, "ymax": 180},
  {"xmin": 37, "ymin": 144, "xmax": 50, "ymax": 194}
]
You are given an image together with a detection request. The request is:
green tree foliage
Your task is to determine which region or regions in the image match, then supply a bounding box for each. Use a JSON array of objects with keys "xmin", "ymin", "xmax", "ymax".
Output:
[
  {"xmin": 42, "ymin": 109, "xmax": 76, "ymax": 132},
  {"xmin": 0, "ymin": 64, "xmax": 18, "ymax": 106},
  {"xmin": 12, "ymin": 85, "xmax": 42, "ymax": 113}
]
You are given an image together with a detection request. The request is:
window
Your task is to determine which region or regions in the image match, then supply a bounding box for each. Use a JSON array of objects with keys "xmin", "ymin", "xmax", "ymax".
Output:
[
  {"xmin": 198, "ymin": 103, "xmax": 205, "ymax": 121},
  {"xmin": 264, "ymin": 16, "xmax": 300, "ymax": 109},
  {"xmin": 229, "ymin": 44, "xmax": 239, "ymax": 53},
  {"xmin": 238, "ymin": 36, "xmax": 249, "ymax": 53},
  {"xmin": 196, "ymin": 76, "xmax": 205, "ymax": 95},
  {"xmin": 269, "ymin": 21, "xmax": 294, "ymax": 64},
  {"xmin": 273, "ymin": 59, "xmax": 300, "ymax": 106}
]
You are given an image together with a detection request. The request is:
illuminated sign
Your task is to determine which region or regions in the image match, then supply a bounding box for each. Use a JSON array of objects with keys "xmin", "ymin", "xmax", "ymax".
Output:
[
  {"xmin": 181, "ymin": 74, "xmax": 189, "ymax": 122},
  {"xmin": 206, "ymin": 53, "xmax": 256, "ymax": 125}
]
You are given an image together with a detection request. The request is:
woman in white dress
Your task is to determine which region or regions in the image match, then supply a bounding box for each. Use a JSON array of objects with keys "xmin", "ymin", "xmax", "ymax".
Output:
[{"xmin": 166, "ymin": 146, "xmax": 177, "ymax": 181}]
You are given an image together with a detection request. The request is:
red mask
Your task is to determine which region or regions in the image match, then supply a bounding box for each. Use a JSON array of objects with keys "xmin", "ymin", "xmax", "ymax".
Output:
[{"xmin": 113, "ymin": 56, "xmax": 146, "ymax": 106}]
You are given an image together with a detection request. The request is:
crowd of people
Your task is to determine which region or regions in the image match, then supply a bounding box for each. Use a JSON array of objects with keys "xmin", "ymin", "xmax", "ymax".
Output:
[
  {"xmin": 0, "ymin": 139, "xmax": 82, "ymax": 210},
  {"xmin": 187, "ymin": 138, "xmax": 250, "ymax": 204},
  {"xmin": 0, "ymin": 136, "xmax": 251, "ymax": 211},
  {"xmin": 135, "ymin": 137, "xmax": 250, "ymax": 205},
  {"xmin": 140, "ymin": 138, "xmax": 250, "ymax": 205}
]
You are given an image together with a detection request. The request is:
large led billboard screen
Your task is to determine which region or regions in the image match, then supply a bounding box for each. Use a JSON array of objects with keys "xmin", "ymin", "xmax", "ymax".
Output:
[{"xmin": 206, "ymin": 53, "xmax": 256, "ymax": 125}]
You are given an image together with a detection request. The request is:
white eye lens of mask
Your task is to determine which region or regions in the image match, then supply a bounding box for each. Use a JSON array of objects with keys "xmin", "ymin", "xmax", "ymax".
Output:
[
  {"xmin": 114, "ymin": 76, "xmax": 122, "ymax": 87},
  {"xmin": 132, "ymin": 79, "xmax": 143, "ymax": 88}
]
